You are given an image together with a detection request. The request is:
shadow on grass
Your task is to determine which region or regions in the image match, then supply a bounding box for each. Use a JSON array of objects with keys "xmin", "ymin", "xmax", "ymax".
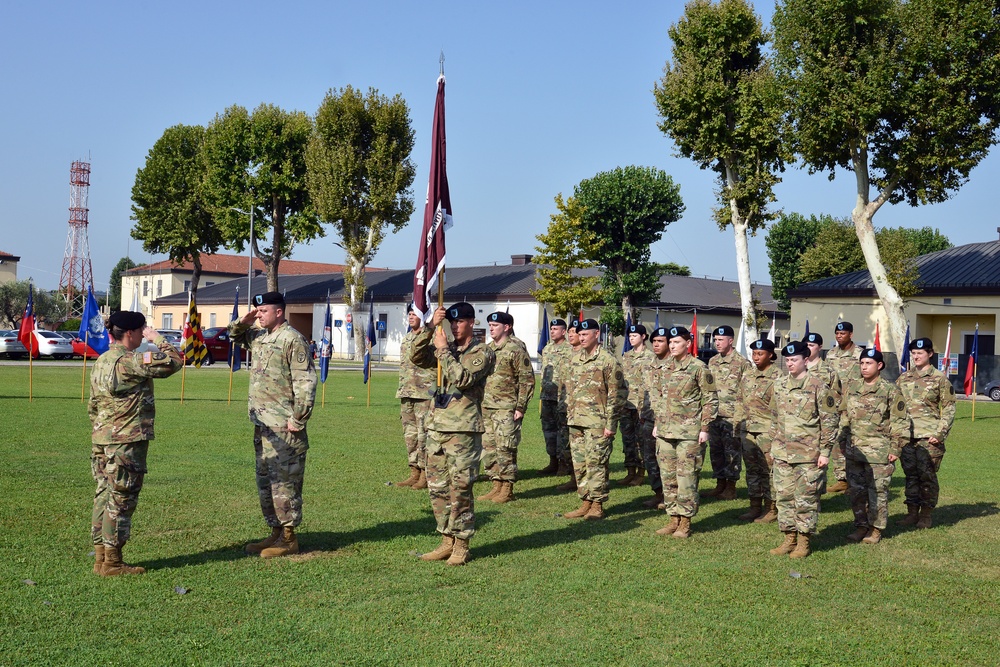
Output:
[{"xmin": 813, "ymin": 502, "xmax": 999, "ymax": 551}]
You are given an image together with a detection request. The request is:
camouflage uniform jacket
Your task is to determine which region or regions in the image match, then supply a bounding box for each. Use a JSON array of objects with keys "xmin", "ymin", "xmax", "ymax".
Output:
[
  {"xmin": 621, "ymin": 346, "xmax": 654, "ymax": 418},
  {"xmin": 806, "ymin": 357, "xmax": 843, "ymax": 401},
  {"xmin": 896, "ymin": 365, "xmax": 956, "ymax": 441},
  {"xmin": 565, "ymin": 346, "xmax": 626, "ymax": 432},
  {"xmin": 229, "ymin": 320, "xmax": 317, "ymax": 431},
  {"xmin": 841, "ymin": 376, "xmax": 908, "ymax": 463},
  {"xmin": 646, "ymin": 354, "xmax": 719, "ymax": 440},
  {"xmin": 708, "ymin": 350, "xmax": 752, "ymax": 419},
  {"xmin": 484, "ymin": 337, "xmax": 535, "ymax": 412},
  {"xmin": 734, "ymin": 363, "xmax": 780, "ymax": 434},
  {"xmin": 540, "ymin": 340, "xmax": 570, "ymax": 402},
  {"xmin": 89, "ymin": 337, "xmax": 183, "ymax": 445},
  {"xmin": 410, "ymin": 328, "xmax": 495, "ymax": 433},
  {"xmin": 396, "ymin": 328, "xmax": 435, "ymax": 400},
  {"xmin": 827, "ymin": 344, "xmax": 863, "ymax": 386},
  {"xmin": 768, "ymin": 371, "xmax": 839, "ymax": 463}
]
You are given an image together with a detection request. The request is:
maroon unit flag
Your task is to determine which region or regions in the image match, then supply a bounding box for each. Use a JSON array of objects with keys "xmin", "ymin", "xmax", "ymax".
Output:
[{"xmin": 413, "ymin": 75, "xmax": 453, "ymax": 322}]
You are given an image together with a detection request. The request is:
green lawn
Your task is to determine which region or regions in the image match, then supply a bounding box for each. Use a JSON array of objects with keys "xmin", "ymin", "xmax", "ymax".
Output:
[{"xmin": 1, "ymin": 364, "xmax": 998, "ymax": 666}]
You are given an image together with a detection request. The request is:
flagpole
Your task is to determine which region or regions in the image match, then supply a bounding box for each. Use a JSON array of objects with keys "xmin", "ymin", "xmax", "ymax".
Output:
[
  {"xmin": 27, "ymin": 342, "xmax": 33, "ymax": 402},
  {"xmin": 227, "ymin": 361, "xmax": 234, "ymax": 405},
  {"xmin": 81, "ymin": 330, "xmax": 89, "ymax": 402}
]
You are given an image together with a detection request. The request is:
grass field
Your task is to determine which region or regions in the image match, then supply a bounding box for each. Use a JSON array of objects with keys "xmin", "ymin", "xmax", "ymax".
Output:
[{"xmin": 1, "ymin": 363, "xmax": 998, "ymax": 666}]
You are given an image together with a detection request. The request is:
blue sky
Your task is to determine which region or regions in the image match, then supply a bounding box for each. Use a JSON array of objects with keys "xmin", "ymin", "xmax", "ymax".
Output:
[{"xmin": 2, "ymin": 1, "xmax": 995, "ymax": 292}]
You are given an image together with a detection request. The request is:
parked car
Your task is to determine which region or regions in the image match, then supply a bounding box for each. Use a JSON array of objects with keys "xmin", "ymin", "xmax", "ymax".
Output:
[
  {"xmin": 0, "ymin": 330, "xmax": 28, "ymax": 359},
  {"xmin": 983, "ymin": 380, "xmax": 1000, "ymax": 402},
  {"xmin": 72, "ymin": 338, "xmax": 100, "ymax": 359},
  {"xmin": 157, "ymin": 330, "xmax": 183, "ymax": 352},
  {"xmin": 33, "ymin": 331, "xmax": 74, "ymax": 359},
  {"xmin": 201, "ymin": 327, "xmax": 247, "ymax": 366}
]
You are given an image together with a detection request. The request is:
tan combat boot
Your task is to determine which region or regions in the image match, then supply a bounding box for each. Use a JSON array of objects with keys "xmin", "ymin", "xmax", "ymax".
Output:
[
  {"xmin": 101, "ymin": 544, "xmax": 146, "ymax": 576},
  {"xmin": 447, "ymin": 538, "xmax": 470, "ymax": 566},
  {"xmin": 260, "ymin": 527, "xmax": 299, "ymax": 558},
  {"xmin": 420, "ymin": 535, "xmax": 454, "ymax": 561},
  {"xmin": 898, "ymin": 504, "xmax": 920, "ymax": 526},
  {"xmin": 493, "ymin": 481, "xmax": 516, "ymax": 504},
  {"xmin": 584, "ymin": 502, "xmax": 604, "ymax": 520},
  {"xmin": 628, "ymin": 468, "xmax": 646, "ymax": 487},
  {"xmin": 789, "ymin": 532, "xmax": 811, "ymax": 559},
  {"xmin": 478, "ymin": 480, "xmax": 502, "ymax": 501},
  {"xmin": 396, "ymin": 467, "xmax": 420, "ymax": 488},
  {"xmin": 563, "ymin": 500, "xmax": 593, "ymax": 519},
  {"xmin": 916, "ymin": 506, "xmax": 933, "ymax": 529},
  {"xmin": 719, "ymin": 479, "xmax": 737, "ymax": 501},
  {"xmin": 827, "ymin": 480, "xmax": 849, "ymax": 494},
  {"xmin": 656, "ymin": 515, "xmax": 680, "ymax": 536},
  {"xmin": 92, "ymin": 544, "xmax": 105, "ymax": 575},
  {"xmin": 770, "ymin": 531, "xmax": 797, "ymax": 555},
  {"xmin": 738, "ymin": 498, "xmax": 764, "ymax": 522},
  {"xmin": 620, "ymin": 467, "xmax": 637, "ymax": 485},
  {"xmin": 411, "ymin": 469, "xmax": 428, "ymax": 490},
  {"xmin": 755, "ymin": 500, "xmax": 778, "ymax": 524},
  {"xmin": 862, "ymin": 527, "xmax": 882, "ymax": 544},
  {"xmin": 671, "ymin": 516, "xmax": 692, "ymax": 539},
  {"xmin": 846, "ymin": 525, "xmax": 870, "ymax": 543},
  {"xmin": 245, "ymin": 527, "xmax": 282, "ymax": 554},
  {"xmin": 701, "ymin": 478, "xmax": 725, "ymax": 498},
  {"xmin": 642, "ymin": 492, "xmax": 665, "ymax": 509},
  {"xmin": 540, "ymin": 456, "xmax": 559, "ymax": 476},
  {"xmin": 555, "ymin": 475, "xmax": 578, "ymax": 492}
]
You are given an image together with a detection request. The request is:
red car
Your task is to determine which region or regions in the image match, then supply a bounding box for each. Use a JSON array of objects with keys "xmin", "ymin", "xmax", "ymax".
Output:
[
  {"xmin": 201, "ymin": 327, "xmax": 247, "ymax": 366},
  {"xmin": 72, "ymin": 338, "xmax": 100, "ymax": 359}
]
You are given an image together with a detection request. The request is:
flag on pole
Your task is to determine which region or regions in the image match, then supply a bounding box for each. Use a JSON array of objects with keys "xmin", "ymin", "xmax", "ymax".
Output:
[
  {"xmin": 228, "ymin": 287, "xmax": 242, "ymax": 371},
  {"xmin": 804, "ymin": 319, "xmax": 810, "ymax": 341},
  {"xmin": 963, "ymin": 324, "xmax": 979, "ymax": 396},
  {"xmin": 320, "ymin": 294, "xmax": 332, "ymax": 383},
  {"xmin": 505, "ymin": 299, "xmax": 511, "ymax": 313},
  {"xmin": 413, "ymin": 74, "xmax": 453, "ymax": 323},
  {"xmin": 941, "ymin": 320, "xmax": 953, "ymax": 374},
  {"xmin": 78, "ymin": 285, "xmax": 109, "ymax": 354},
  {"xmin": 622, "ymin": 312, "xmax": 633, "ymax": 355},
  {"xmin": 182, "ymin": 291, "xmax": 208, "ymax": 367},
  {"xmin": 767, "ymin": 312, "xmax": 776, "ymax": 342},
  {"xmin": 130, "ymin": 286, "xmax": 141, "ymax": 313},
  {"xmin": 18, "ymin": 283, "xmax": 37, "ymax": 356},
  {"xmin": 689, "ymin": 309, "xmax": 698, "ymax": 357},
  {"xmin": 654, "ymin": 308, "xmax": 660, "ymax": 330},
  {"xmin": 363, "ymin": 297, "xmax": 376, "ymax": 384},
  {"xmin": 873, "ymin": 322, "xmax": 881, "ymax": 352},
  {"xmin": 537, "ymin": 308, "xmax": 549, "ymax": 355},
  {"xmin": 900, "ymin": 323, "xmax": 910, "ymax": 372}
]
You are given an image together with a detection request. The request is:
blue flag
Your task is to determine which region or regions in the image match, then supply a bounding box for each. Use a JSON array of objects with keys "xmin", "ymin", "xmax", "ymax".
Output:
[
  {"xmin": 78, "ymin": 285, "xmax": 109, "ymax": 354},
  {"xmin": 622, "ymin": 312, "xmax": 633, "ymax": 355},
  {"xmin": 320, "ymin": 295, "xmax": 332, "ymax": 383},
  {"xmin": 229, "ymin": 287, "xmax": 241, "ymax": 371},
  {"xmin": 900, "ymin": 322, "xmax": 911, "ymax": 373},
  {"xmin": 537, "ymin": 308, "xmax": 549, "ymax": 355},
  {"xmin": 363, "ymin": 297, "xmax": 376, "ymax": 384}
]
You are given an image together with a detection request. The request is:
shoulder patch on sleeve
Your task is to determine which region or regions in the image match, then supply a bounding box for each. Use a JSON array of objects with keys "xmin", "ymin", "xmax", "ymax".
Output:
[
  {"xmin": 948, "ymin": 385, "xmax": 955, "ymax": 395},
  {"xmin": 705, "ymin": 372, "xmax": 714, "ymax": 385},
  {"xmin": 142, "ymin": 352, "xmax": 153, "ymax": 365},
  {"xmin": 152, "ymin": 352, "xmax": 167, "ymax": 361},
  {"xmin": 473, "ymin": 357, "xmax": 484, "ymax": 367},
  {"xmin": 523, "ymin": 357, "xmax": 531, "ymax": 367},
  {"xmin": 896, "ymin": 399, "xmax": 906, "ymax": 412},
  {"xmin": 826, "ymin": 395, "xmax": 836, "ymax": 408},
  {"xmin": 297, "ymin": 350, "xmax": 307, "ymax": 364}
]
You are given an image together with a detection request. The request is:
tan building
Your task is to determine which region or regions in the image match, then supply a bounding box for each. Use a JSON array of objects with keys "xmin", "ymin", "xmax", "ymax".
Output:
[{"xmin": 0, "ymin": 251, "xmax": 19, "ymax": 285}]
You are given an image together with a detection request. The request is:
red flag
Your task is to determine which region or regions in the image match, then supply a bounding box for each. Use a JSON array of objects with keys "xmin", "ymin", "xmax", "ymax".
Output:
[
  {"xmin": 18, "ymin": 283, "xmax": 38, "ymax": 357},
  {"xmin": 963, "ymin": 324, "xmax": 979, "ymax": 395},
  {"xmin": 873, "ymin": 323, "xmax": 881, "ymax": 351},
  {"xmin": 689, "ymin": 310, "xmax": 698, "ymax": 357},
  {"xmin": 413, "ymin": 75, "xmax": 453, "ymax": 322}
]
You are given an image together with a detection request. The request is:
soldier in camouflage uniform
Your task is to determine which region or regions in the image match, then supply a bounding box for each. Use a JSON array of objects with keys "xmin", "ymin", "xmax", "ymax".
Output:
[
  {"xmin": 230, "ymin": 292, "xmax": 318, "ymax": 559},
  {"xmin": 396, "ymin": 306, "xmax": 435, "ymax": 490},
  {"xmin": 638, "ymin": 327, "xmax": 672, "ymax": 509},
  {"xmin": 896, "ymin": 337, "xmax": 956, "ymax": 529},
  {"xmin": 768, "ymin": 341, "xmax": 839, "ymax": 559},
  {"xmin": 841, "ymin": 348, "xmax": 909, "ymax": 544},
  {"xmin": 561, "ymin": 319, "xmax": 626, "ymax": 521},
  {"xmin": 805, "ymin": 332, "xmax": 846, "ymax": 498},
  {"xmin": 648, "ymin": 326, "xmax": 718, "ymax": 538},
  {"xmin": 538, "ymin": 318, "xmax": 569, "ymax": 476},
  {"xmin": 705, "ymin": 325, "xmax": 752, "ymax": 501},
  {"xmin": 479, "ymin": 311, "xmax": 535, "ymax": 503},
  {"xmin": 89, "ymin": 311, "xmax": 183, "ymax": 576},
  {"xmin": 825, "ymin": 322, "xmax": 863, "ymax": 493},
  {"xmin": 734, "ymin": 338, "xmax": 780, "ymax": 522},
  {"xmin": 410, "ymin": 302, "xmax": 495, "ymax": 566},
  {"xmin": 555, "ymin": 318, "xmax": 584, "ymax": 491},
  {"xmin": 619, "ymin": 324, "xmax": 655, "ymax": 488}
]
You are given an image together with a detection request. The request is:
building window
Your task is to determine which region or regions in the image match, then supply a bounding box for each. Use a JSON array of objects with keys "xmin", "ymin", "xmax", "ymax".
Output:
[
  {"xmin": 156, "ymin": 279, "xmax": 162, "ymax": 297},
  {"xmin": 209, "ymin": 313, "xmax": 217, "ymax": 328},
  {"xmin": 162, "ymin": 313, "xmax": 173, "ymax": 329},
  {"xmin": 142, "ymin": 281, "xmax": 148, "ymax": 297},
  {"xmin": 184, "ymin": 280, "xmax": 191, "ymax": 292}
]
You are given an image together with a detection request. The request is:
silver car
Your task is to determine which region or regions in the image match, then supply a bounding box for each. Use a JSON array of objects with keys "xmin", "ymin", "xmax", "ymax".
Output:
[
  {"xmin": 0, "ymin": 330, "xmax": 28, "ymax": 359},
  {"xmin": 33, "ymin": 331, "xmax": 75, "ymax": 359}
]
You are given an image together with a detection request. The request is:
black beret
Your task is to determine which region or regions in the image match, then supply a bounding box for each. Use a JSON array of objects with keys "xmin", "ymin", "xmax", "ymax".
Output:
[
  {"xmin": 862, "ymin": 348, "xmax": 884, "ymax": 364},
  {"xmin": 750, "ymin": 338, "xmax": 777, "ymax": 360},
  {"xmin": 714, "ymin": 325, "xmax": 735, "ymax": 337},
  {"xmin": 650, "ymin": 327, "xmax": 669, "ymax": 340},
  {"xmin": 446, "ymin": 302, "xmax": 476, "ymax": 321},
  {"xmin": 836, "ymin": 321, "xmax": 853, "ymax": 332},
  {"xmin": 487, "ymin": 311, "xmax": 513, "ymax": 326},
  {"xmin": 253, "ymin": 291, "xmax": 285, "ymax": 307},
  {"xmin": 805, "ymin": 332, "xmax": 824, "ymax": 346},
  {"xmin": 579, "ymin": 318, "xmax": 600, "ymax": 330},
  {"xmin": 909, "ymin": 337, "xmax": 934, "ymax": 352},
  {"xmin": 109, "ymin": 310, "xmax": 145, "ymax": 330},
  {"xmin": 550, "ymin": 318, "xmax": 567, "ymax": 328},
  {"xmin": 668, "ymin": 326, "xmax": 691, "ymax": 340},
  {"xmin": 782, "ymin": 340, "xmax": 809, "ymax": 357},
  {"xmin": 628, "ymin": 324, "xmax": 647, "ymax": 336},
  {"xmin": 569, "ymin": 318, "xmax": 581, "ymax": 330}
]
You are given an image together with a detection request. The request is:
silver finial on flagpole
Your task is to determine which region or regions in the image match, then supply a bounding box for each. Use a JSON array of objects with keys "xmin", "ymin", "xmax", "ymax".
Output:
[{"xmin": 440, "ymin": 51, "xmax": 445, "ymax": 75}]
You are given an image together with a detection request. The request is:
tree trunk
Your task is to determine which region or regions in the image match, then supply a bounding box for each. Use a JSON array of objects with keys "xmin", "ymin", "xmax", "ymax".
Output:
[
  {"xmin": 620, "ymin": 292, "xmax": 633, "ymax": 328},
  {"xmin": 190, "ymin": 253, "xmax": 202, "ymax": 302},
  {"xmin": 265, "ymin": 195, "xmax": 284, "ymax": 293},
  {"xmin": 725, "ymin": 161, "xmax": 758, "ymax": 347}
]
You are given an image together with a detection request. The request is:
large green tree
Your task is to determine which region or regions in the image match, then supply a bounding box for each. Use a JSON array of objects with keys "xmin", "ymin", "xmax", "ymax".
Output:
[
  {"xmin": 107, "ymin": 256, "xmax": 138, "ymax": 312},
  {"xmin": 131, "ymin": 124, "xmax": 222, "ymax": 300},
  {"xmin": 765, "ymin": 212, "xmax": 841, "ymax": 310},
  {"xmin": 773, "ymin": 0, "xmax": 1000, "ymax": 353},
  {"xmin": 203, "ymin": 104, "xmax": 321, "ymax": 292},
  {"xmin": 531, "ymin": 194, "xmax": 603, "ymax": 319},
  {"xmin": 306, "ymin": 86, "xmax": 416, "ymax": 359},
  {"xmin": 655, "ymin": 0, "xmax": 786, "ymax": 342},
  {"xmin": 573, "ymin": 166, "xmax": 684, "ymax": 330},
  {"xmin": 0, "ymin": 281, "xmax": 63, "ymax": 330}
]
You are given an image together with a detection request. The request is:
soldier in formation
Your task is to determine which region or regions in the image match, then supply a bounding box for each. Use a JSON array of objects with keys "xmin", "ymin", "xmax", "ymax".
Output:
[
  {"xmin": 230, "ymin": 292, "xmax": 318, "ymax": 558},
  {"xmin": 395, "ymin": 305, "xmax": 435, "ymax": 490},
  {"xmin": 409, "ymin": 302, "xmax": 495, "ymax": 565},
  {"xmin": 538, "ymin": 318, "xmax": 569, "ymax": 476},
  {"xmin": 479, "ymin": 311, "xmax": 535, "ymax": 504},
  {"xmin": 619, "ymin": 323, "xmax": 655, "ymax": 488},
  {"xmin": 704, "ymin": 325, "xmax": 752, "ymax": 502},
  {"xmin": 89, "ymin": 311, "xmax": 183, "ymax": 576},
  {"xmin": 825, "ymin": 322, "xmax": 863, "ymax": 493},
  {"xmin": 555, "ymin": 318, "xmax": 583, "ymax": 492},
  {"xmin": 734, "ymin": 338, "xmax": 780, "ymax": 523}
]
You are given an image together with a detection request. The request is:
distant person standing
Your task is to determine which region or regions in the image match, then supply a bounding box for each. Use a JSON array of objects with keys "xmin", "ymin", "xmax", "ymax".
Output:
[
  {"xmin": 619, "ymin": 324, "xmax": 655, "ymax": 488},
  {"xmin": 896, "ymin": 338, "xmax": 956, "ymax": 529},
  {"xmin": 538, "ymin": 318, "xmax": 570, "ymax": 476},
  {"xmin": 734, "ymin": 338, "xmax": 780, "ymax": 522},
  {"xmin": 89, "ymin": 311, "xmax": 183, "ymax": 576},
  {"xmin": 825, "ymin": 322, "xmax": 863, "ymax": 494},
  {"xmin": 704, "ymin": 325, "xmax": 752, "ymax": 501},
  {"xmin": 229, "ymin": 292, "xmax": 318, "ymax": 559},
  {"xmin": 555, "ymin": 319, "xmax": 584, "ymax": 492},
  {"xmin": 395, "ymin": 305, "xmax": 435, "ymax": 490}
]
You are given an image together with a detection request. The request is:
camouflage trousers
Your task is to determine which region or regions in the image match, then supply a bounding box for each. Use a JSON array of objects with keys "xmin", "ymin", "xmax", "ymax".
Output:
[
  {"xmin": 618, "ymin": 407, "xmax": 645, "ymax": 468},
  {"xmin": 773, "ymin": 459, "xmax": 825, "ymax": 534},
  {"xmin": 482, "ymin": 407, "xmax": 521, "ymax": 482},
  {"xmin": 254, "ymin": 425, "xmax": 308, "ymax": 528},
  {"xmin": 556, "ymin": 407, "xmax": 571, "ymax": 468},
  {"xmin": 540, "ymin": 399, "xmax": 560, "ymax": 458},
  {"xmin": 656, "ymin": 437, "xmax": 706, "ymax": 518},
  {"xmin": 742, "ymin": 431, "xmax": 773, "ymax": 501},
  {"xmin": 639, "ymin": 417, "xmax": 661, "ymax": 493},
  {"xmin": 569, "ymin": 426, "xmax": 613, "ymax": 504},
  {"xmin": 901, "ymin": 438, "xmax": 945, "ymax": 508},
  {"xmin": 399, "ymin": 397, "xmax": 430, "ymax": 471},
  {"xmin": 708, "ymin": 418, "xmax": 742, "ymax": 480},
  {"xmin": 846, "ymin": 458, "xmax": 895, "ymax": 530},
  {"xmin": 426, "ymin": 430, "xmax": 482, "ymax": 540},
  {"xmin": 827, "ymin": 426, "xmax": 849, "ymax": 484},
  {"xmin": 91, "ymin": 441, "xmax": 148, "ymax": 548}
]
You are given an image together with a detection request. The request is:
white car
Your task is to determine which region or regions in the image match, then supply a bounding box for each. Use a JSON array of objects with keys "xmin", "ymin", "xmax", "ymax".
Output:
[
  {"xmin": 0, "ymin": 330, "xmax": 28, "ymax": 359},
  {"xmin": 33, "ymin": 331, "xmax": 75, "ymax": 359}
]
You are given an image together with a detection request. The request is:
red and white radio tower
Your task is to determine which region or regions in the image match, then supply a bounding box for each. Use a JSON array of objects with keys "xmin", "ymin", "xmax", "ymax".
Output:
[{"xmin": 59, "ymin": 160, "xmax": 94, "ymax": 318}]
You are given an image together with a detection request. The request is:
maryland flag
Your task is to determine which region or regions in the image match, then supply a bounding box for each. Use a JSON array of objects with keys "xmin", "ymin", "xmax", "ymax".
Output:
[{"xmin": 182, "ymin": 290, "xmax": 208, "ymax": 367}]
